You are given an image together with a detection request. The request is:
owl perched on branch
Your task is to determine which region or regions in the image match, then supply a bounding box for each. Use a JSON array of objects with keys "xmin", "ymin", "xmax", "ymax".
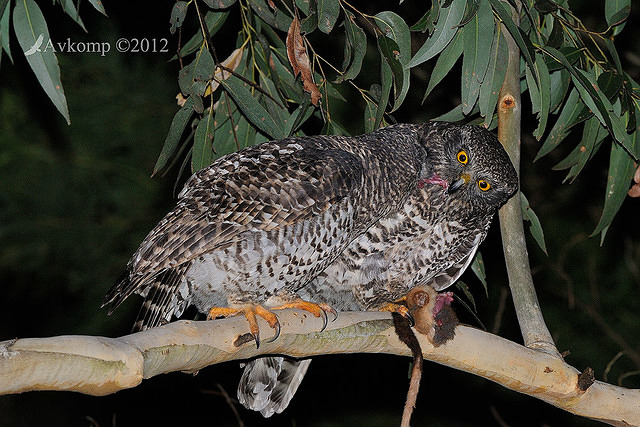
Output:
[{"xmin": 103, "ymin": 122, "xmax": 518, "ymax": 417}]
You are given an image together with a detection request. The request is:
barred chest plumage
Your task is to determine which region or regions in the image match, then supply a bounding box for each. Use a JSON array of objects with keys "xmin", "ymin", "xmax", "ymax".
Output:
[{"xmin": 300, "ymin": 182, "xmax": 494, "ymax": 311}]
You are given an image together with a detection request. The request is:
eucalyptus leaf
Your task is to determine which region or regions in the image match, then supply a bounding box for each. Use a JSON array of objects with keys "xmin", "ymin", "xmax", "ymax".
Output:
[
  {"xmin": 531, "ymin": 52, "xmax": 551, "ymax": 139},
  {"xmin": 0, "ymin": 1, "xmax": 12, "ymax": 64},
  {"xmin": 374, "ymin": 38, "xmax": 393, "ymax": 130},
  {"xmin": 605, "ymin": 0, "xmax": 630, "ymax": 36},
  {"xmin": 592, "ymin": 130, "xmax": 637, "ymax": 241},
  {"xmin": 423, "ymin": 30, "xmax": 463, "ymax": 102},
  {"xmin": 337, "ymin": 10, "xmax": 366, "ymax": 82},
  {"xmin": 521, "ymin": 192, "xmax": 548, "ymax": 255},
  {"xmin": 479, "ymin": 26, "xmax": 507, "ymax": 127},
  {"xmin": 470, "ymin": 251, "xmax": 488, "ymax": 295},
  {"xmin": 376, "ymin": 11, "xmax": 411, "ymax": 111},
  {"xmin": 153, "ymin": 97, "xmax": 195, "ymax": 175},
  {"xmin": 192, "ymin": 111, "xmax": 215, "ymax": 173},
  {"xmin": 13, "ymin": 0, "xmax": 70, "ymax": 124},
  {"xmin": 170, "ymin": 1, "xmax": 189, "ymax": 35},
  {"xmin": 407, "ymin": 0, "xmax": 465, "ymax": 68},
  {"xmin": 250, "ymin": 0, "xmax": 291, "ymax": 32},
  {"xmin": 220, "ymin": 76, "xmax": 286, "ymax": 139},
  {"xmin": 178, "ymin": 11, "xmax": 228, "ymax": 58},
  {"xmin": 203, "ymin": 0, "xmax": 238, "ymax": 9},
  {"xmin": 87, "ymin": 0, "xmax": 108, "ymax": 16},
  {"xmin": 461, "ymin": 0, "xmax": 493, "ymax": 115},
  {"xmin": 535, "ymin": 88, "xmax": 590, "ymax": 161},
  {"xmin": 60, "ymin": 0, "xmax": 86, "ymax": 32},
  {"xmin": 317, "ymin": 0, "xmax": 340, "ymax": 34},
  {"xmin": 488, "ymin": 0, "xmax": 537, "ymax": 82}
]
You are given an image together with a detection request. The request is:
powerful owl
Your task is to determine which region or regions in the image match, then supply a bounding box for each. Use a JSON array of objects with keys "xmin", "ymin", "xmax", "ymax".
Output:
[{"xmin": 103, "ymin": 122, "xmax": 518, "ymax": 417}]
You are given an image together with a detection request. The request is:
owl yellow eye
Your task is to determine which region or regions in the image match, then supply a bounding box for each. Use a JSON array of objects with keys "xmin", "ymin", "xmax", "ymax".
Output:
[
  {"xmin": 457, "ymin": 150, "xmax": 468, "ymax": 164},
  {"xmin": 478, "ymin": 179, "xmax": 491, "ymax": 191}
]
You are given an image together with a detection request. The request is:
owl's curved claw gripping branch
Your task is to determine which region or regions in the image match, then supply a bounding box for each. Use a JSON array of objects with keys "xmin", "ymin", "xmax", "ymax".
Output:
[
  {"xmin": 207, "ymin": 305, "xmax": 280, "ymax": 349},
  {"xmin": 271, "ymin": 300, "xmax": 338, "ymax": 332},
  {"xmin": 378, "ymin": 301, "xmax": 415, "ymax": 327}
]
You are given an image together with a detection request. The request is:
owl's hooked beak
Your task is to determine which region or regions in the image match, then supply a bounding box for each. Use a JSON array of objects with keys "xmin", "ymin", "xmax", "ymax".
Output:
[{"xmin": 447, "ymin": 174, "xmax": 471, "ymax": 194}]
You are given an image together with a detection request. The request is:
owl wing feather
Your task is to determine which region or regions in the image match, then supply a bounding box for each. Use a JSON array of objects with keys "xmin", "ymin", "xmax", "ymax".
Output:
[{"xmin": 102, "ymin": 140, "xmax": 366, "ymax": 326}]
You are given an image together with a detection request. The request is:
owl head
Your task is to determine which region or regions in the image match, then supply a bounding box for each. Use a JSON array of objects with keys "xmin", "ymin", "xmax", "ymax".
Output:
[{"xmin": 420, "ymin": 123, "xmax": 519, "ymax": 217}]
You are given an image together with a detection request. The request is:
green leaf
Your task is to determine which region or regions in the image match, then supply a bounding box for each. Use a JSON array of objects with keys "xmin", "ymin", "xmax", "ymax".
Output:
[
  {"xmin": 455, "ymin": 281, "xmax": 478, "ymax": 312},
  {"xmin": 153, "ymin": 97, "xmax": 195, "ymax": 175},
  {"xmin": 192, "ymin": 110, "xmax": 215, "ymax": 173},
  {"xmin": 13, "ymin": 0, "xmax": 70, "ymax": 124},
  {"xmin": 573, "ymin": 68, "xmax": 636, "ymax": 161},
  {"xmin": 548, "ymin": 68, "xmax": 570, "ymax": 113},
  {"xmin": 470, "ymin": 251, "xmax": 488, "ymax": 296},
  {"xmin": 488, "ymin": 0, "xmax": 537, "ymax": 80},
  {"xmin": 212, "ymin": 94, "xmax": 242, "ymax": 158},
  {"xmin": 535, "ymin": 88, "xmax": 590, "ymax": 161},
  {"xmin": 296, "ymin": 0, "xmax": 311, "ymax": 16},
  {"xmin": 423, "ymin": 30, "xmax": 463, "ymax": 102},
  {"xmin": 520, "ymin": 192, "xmax": 548, "ymax": 255},
  {"xmin": 543, "ymin": 46, "xmax": 637, "ymax": 161},
  {"xmin": 178, "ymin": 11, "xmax": 228, "ymax": 58},
  {"xmin": 461, "ymin": 0, "xmax": 493, "ymax": 115},
  {"xmin": 407, "ymin": 0, "xmax": 465, "ymax": 68},
  {"xmin": 87, "ymin": 0, "xmax": 108, "ymax": 16},
  {"xmin": 220, "ymin": 75, "xmax": 286, "ymax": 139},
  {"xmin": 0, "ymin": 1, "xmax": 12, "ymax": 64},
  {"xmin": 60, "ymin": 0, "xmax": 86, "ymax": 32},
  {"xmin": 284, "ymin": 96, "xmax": 313, "ymax": 136},
  {"xmin": 202, "ymin": 0, "xmax": 237, "ymax": 9},
  {"xmin": 410, "ymin": 2, "xmax": 440, "ymax": 33},
  {"xmin": 337, "ymin": 10, "xmax": 366, "ymax": 82},
  {"xmin": 591, "ymin": 130, "xmax": 637, "ymax": 241},
  {"xmin": 377, "ymin": 36, "xmax": 404, "ymax": 112},
  {"xmin": 375, "ymin": 11, "xmax": 411, "ymax": 112},
  {"xmin": 530, "ymin": 52, "xmax": 551, "ymax": 139},
  {"xmin": 317, "ymin": 0, "xmax": 339, "ymax": 34},
  {"xmin": 170, "ymin": 1, "xmax": 189, "ymax": 35},
  {"xmin": 553, "ymin": 116, "xmax": 607, "ymax": 183},
  {"xmin": 605, "ymin": 0, "xmax": 630, "ymax": 36},
  {"xmin": 249, "ymin": 0, "xmax": 291, "ymax": 32},
  {"xmin": 364, "ymin": 99, "xmax": 376, "ymax": 133},
  {"xmin": 479, "ymin": 26, "xmax": 507, "ymax": 127},
  {"xmin": 374, "ymin": 37, "xmax": 393, "ymax": 130}
]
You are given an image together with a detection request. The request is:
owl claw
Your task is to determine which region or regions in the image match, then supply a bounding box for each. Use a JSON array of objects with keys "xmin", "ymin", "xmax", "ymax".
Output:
[
  {"xmin": 378, "ymin": 302, "xmax": 415, "ymax": 327},
  {"xmin": 207, "ymin": 304, "xmax": 280, "ymax": 349},
  {"xmin": 271, "ymin": 300, "xmax": 337, "ymax": 332}
]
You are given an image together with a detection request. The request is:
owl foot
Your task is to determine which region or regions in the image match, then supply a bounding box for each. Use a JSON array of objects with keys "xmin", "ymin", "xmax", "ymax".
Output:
[
  {"xmin": 271, "ymin": 299, "xmax": 338, "ymax": 332},
  {"xmin": 207, "ymin": 305, "xmax": 280, "ymax": 349},
  {"xmin": 378, "ymin": 301, "xmax": 415, "ymax": 327}
]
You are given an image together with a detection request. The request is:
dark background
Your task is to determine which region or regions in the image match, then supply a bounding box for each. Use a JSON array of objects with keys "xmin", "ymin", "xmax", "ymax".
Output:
[{"xmin": 1, "ymin": 1, "xmax": 639, "ymax": 425}]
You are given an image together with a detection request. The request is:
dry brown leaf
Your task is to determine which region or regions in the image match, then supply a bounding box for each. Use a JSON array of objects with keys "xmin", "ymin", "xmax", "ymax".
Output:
[
  {"xmin": 208, "ymin": 47, "xmax": 245, "ymax": 95},
  {"xmin": 286, "ymin": 16, "xmax": 322, "ymax": 106}
]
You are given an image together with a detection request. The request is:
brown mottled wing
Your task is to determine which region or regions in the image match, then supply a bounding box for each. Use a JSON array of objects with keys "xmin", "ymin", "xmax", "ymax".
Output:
[{"xmin": 102, "ymin": 139, "xmax": 365, "ymax": 324}]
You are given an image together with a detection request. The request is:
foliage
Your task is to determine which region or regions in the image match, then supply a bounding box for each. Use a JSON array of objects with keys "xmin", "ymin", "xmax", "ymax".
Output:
[
  {"xmin": 1, "ymin": 0, "xmax": 637, "ymax": 239},
  {"xmin": 158, "ymin": 0, "xmax": 637, "ymax": 243}
]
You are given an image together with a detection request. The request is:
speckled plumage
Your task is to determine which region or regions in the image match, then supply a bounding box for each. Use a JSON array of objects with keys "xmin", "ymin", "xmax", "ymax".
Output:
[{"xmin": 102, "ymin": 122, "xmax": 517, "ymax": 418}]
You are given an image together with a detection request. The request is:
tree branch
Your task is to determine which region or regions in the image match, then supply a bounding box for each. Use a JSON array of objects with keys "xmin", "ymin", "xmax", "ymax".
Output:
[
  {"xmin": 1, "ymin": 310, "xmax": 638, "ymax": 425},
  {"xmin": 497, "ymin": 0, "xmax": 559, "ymax": 355}
]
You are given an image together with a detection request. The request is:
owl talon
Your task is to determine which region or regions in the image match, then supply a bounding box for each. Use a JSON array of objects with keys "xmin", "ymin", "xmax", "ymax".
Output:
[
  {"xmin": 207, "ymin": 304, "xmax": 281, "ymax": 349},
  {"xmin": 271, "ymin": 300, "xmax": 337, "ymax": 331},
  {"xmin": 378, "ymin": 302, "xmax": 415, "ymax": 327}
]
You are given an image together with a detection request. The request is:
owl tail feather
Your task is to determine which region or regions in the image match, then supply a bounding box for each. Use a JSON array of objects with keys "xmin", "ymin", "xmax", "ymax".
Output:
[{"xmin": 237, "ymin": 357, "xmax": 311, "ymax": 418}]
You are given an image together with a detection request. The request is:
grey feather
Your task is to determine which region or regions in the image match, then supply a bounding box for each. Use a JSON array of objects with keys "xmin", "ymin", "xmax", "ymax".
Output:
[
  {"xmin": 237, "ymin": 357, "xmax": 311, "ymax": 418},
  {"xmin": 102, "ymin": 122, "xmax": 518, "ymax": 417}
]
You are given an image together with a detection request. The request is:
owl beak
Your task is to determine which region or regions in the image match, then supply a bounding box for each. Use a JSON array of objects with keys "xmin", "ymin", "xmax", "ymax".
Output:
[{"xmin": 447, "ymin": 174, "xmax": 471, "ymax": 194}]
